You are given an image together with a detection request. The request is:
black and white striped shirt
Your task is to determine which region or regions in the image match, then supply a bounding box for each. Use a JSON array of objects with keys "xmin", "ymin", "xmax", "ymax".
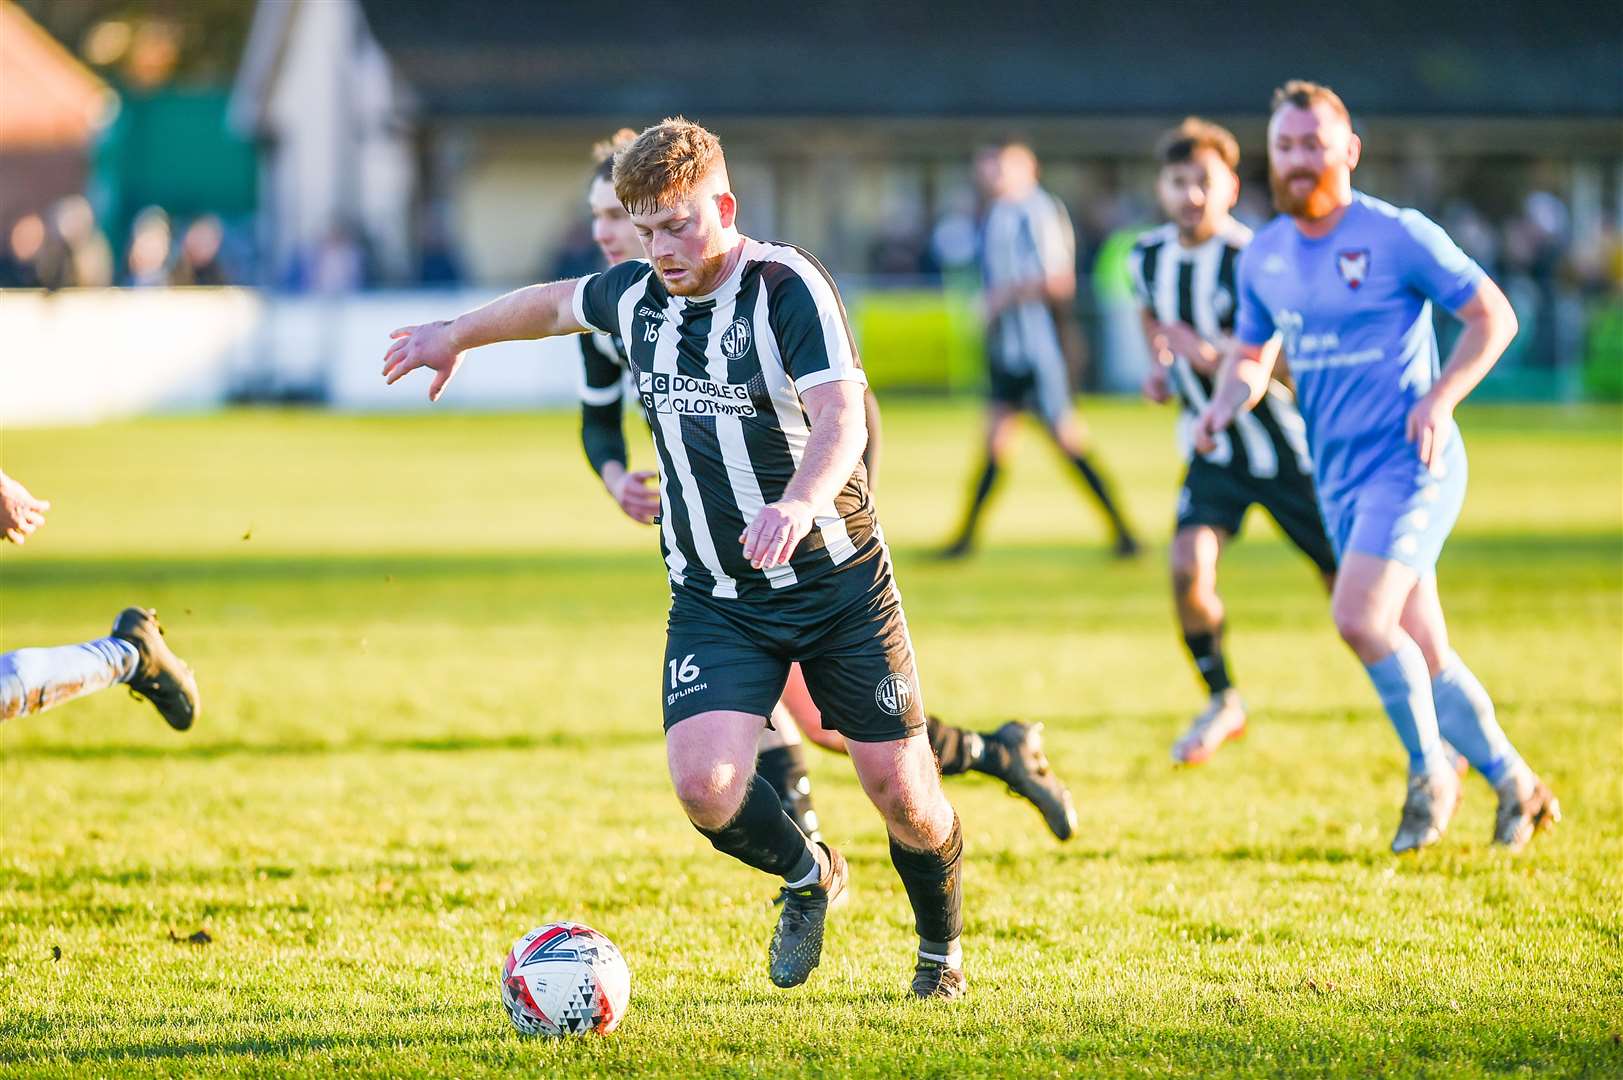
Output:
[
  {"xmin": 572, "ymin": 239, "xmax": 874, "ymax": 599},
  {"xmin": 980, "ymin": 187, "xmax": 1074, "ymax": 375},
  {"xmin": 1128, "ymin": 222, "xmax": 1312, "ymax": 479}
]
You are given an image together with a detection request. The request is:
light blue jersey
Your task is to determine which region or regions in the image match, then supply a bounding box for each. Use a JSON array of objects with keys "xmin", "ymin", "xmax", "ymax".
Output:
[{"xmin": 1234, "ymin": 191, "xmax": 1485, "ymax": 569}]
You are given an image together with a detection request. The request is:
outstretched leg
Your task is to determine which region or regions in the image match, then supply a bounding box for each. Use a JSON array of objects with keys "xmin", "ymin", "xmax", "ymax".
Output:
[
  {"xmin": 941, "ymin": 405, "xmax": 1019, "ymax": 559},
  {"xmin": 1168, "ymin": 524, "xmax": 1246, "ymax": 764},
  {"xmin": 1332, "ymin": 553, "xmax": 1460, "ymax": 854}
]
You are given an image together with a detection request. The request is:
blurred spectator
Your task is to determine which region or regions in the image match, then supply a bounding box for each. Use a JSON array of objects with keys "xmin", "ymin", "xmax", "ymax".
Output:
[
  {"xmin": 171, "ymin": 214, "xmax": 229, "ymax": 286},
  {"xmin": 308, "ymin": 225, "xmax": 366, "ymax": 294},
  {"xmin": 52, "ymin": 196, "xmax": 113, "ymax": 287},
  {"xmin": 125, "ymin": 207, "xmax": 173, "ymax": 287},
  {"xmin": 417, "ymin": 211, "xmax": 464, "ymax": 287},
  {"xmin": 0, "ymin": 215, "xmax": 45, "ymax": 288}
]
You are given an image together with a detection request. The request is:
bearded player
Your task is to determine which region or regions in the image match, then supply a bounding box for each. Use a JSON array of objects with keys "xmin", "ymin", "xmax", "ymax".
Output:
[
  {"xmin": 390, "ymin": 118, "xmax": 975, "ymax": 997},
  {"xmin": 576, "ymin": 131, "xmax": 1077, "ymax": 845},
  {"xmin": 1196, "ymin": 82, "xmax": 1558, "ymax": 854}
]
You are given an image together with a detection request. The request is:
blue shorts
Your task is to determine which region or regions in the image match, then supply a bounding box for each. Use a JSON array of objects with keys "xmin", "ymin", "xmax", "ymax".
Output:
[{"xmin": 1321, "ymin": 439, "xmax": 1467, "ymax": 572}]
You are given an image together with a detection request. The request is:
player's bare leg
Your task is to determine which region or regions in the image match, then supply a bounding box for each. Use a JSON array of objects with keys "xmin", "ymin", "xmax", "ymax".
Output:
[
  {"xmin": 667, "ymin": 710, "xmax": 847, "ymax": 988},
  {"xmin": 846, "ymin": 733, "xmax": 966, "ymax": 1000},
  {"xmin": 1169, "ymin": 525, "xmax": 1245, "ymax": 764},
  {"xmin": 1333, "ymin": 553, "xmax": 1461, "ymax": 853},
  {"xmin": 1045, "ymin": 408, "xmax": 1140, "ymax": 557},
  {"xmin": 940, "ymin": 405, "xmax": 1020, "ymax": 559},
  {"xmin": 784, "ymin": 663, "xmax": 1074, "ymax": 840},
  {"xmin": 1399, "ymin": 575, "xmax": 1557, "ymax": 851}
]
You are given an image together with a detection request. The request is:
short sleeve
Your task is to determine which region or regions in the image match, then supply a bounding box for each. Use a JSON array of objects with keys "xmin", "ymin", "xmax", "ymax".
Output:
[
  {"xmin": 577, "ymin": 333, "xmax": 625, "ymax": 407},
  {"xmin": 1126, "ymin": 243, "xmax": 1150, "ymax": 308},
  {"xmin": 1029, "ymin": 194, "xmax": 1076, "ymax": 278},
  {"xmin": 1233, "ymin": 245, "xmax": 1276, "ymax": 346},
  {"xmin": 766, "ymin": 253, "xmax": 868, "ymax": 393},
  {"xmin": 572, "ymin": 260, "xmax": 652, "ymax": 336},
  {"xmin": 1395, "ymin": 209, "xmax": 1485, "ymax": 313}
]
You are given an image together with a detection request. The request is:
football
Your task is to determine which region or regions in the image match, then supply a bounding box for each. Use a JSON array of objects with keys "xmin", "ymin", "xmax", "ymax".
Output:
[{"xmin": 500, "ymin": 922, "xmax": 631, "ymax": 1037}]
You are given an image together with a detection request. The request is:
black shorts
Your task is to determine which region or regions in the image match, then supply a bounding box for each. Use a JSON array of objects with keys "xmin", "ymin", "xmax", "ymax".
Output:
[
  {"xmin": 662, "ymin": 540, "xmax": 926, "ymax": 743},
  {"xmin": 1176, "ymin": 457, "xmax": 1338, "ymax": 576}
]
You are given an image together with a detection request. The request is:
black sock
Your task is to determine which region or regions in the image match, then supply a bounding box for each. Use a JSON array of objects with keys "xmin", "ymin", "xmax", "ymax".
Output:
[
  {"xmin": 889, "ymin": 814, "xmax": 964, "ymax": 950},
  {"xmin": 1067, "ymin": 452, "xmax": 1132, "ymax": 539},
  {"xmin": 926, "ymin": 715, "xmax": 1015, "ymax": 780},
  {"xmin": 1184, "ymin": 625, "xmax": 1234, "ymax": 696},
  {"xmin": 694, "ymin": 775, "xmax": 821, "ymax": 881},
  {"xmin": 755, "ymin": 744, "xmax": 820, "ymax": 841},
  {"xmin": 950, "ymin": 458, "xmax": 1000, "ymax": 548}
]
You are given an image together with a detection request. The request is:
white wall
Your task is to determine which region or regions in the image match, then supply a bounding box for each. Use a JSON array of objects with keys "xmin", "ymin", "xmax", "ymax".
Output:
[{"xmin": 0, "ymin": 289, "xmax": 582, "ymax": 428}]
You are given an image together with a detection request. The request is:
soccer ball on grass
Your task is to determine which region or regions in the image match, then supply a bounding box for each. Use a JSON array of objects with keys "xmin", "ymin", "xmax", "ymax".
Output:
[{"xmin": 500, "ymin": 921, "xmax": 631, "ymax": 1036}]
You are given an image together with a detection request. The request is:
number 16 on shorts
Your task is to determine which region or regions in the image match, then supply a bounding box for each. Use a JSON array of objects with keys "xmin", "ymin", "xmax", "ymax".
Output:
[{"xmin": 668, "ymin": 654, "xmax": 700, "ymax": 689}]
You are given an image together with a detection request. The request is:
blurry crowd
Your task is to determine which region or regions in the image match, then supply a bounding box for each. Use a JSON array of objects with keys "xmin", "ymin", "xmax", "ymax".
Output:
[{"xmin": 0, "ymin": 197, "xmax": 233, "ymax": 290}]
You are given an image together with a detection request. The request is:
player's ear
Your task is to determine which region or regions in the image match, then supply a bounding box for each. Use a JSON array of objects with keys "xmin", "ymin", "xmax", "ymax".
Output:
[
  {"xmin": 715, "ymin": 191, "xmax": 738, "ymax": 229},
  {"xmin": 1345, "ymin": 132, "xmax": 1362, "ymax": 171}
]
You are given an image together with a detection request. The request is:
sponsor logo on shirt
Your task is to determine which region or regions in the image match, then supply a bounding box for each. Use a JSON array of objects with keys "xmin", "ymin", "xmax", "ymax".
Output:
[{"xmin": 638, "ymin": 371, "xmax": 757, "ymax": 418}]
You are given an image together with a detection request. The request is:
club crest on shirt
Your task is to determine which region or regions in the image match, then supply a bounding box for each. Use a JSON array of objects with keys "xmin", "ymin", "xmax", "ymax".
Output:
[
  {"xmin": 719, "ymin": 317, "xmax": 753, "ymax": 360},
  {"xmin": 1337, "ymin": 249, "xmax": 1370, "ymax": 289}
]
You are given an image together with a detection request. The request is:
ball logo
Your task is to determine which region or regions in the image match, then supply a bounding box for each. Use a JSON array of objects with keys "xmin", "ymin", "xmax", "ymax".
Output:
[
  {"xmin": 719, "ymin": 317, "xmax": 752, "ymax": 360},
  {"xmin": 874, "ymin": 673, "xmax": 913, "ymax": 717}
]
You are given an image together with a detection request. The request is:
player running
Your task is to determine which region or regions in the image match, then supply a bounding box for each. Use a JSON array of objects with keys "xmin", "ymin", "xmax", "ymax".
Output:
[
  {"xmin": 0, "ymin": 469, "xmax": 199, "ymax": 730},
  {"xmin": 1129, "ymin": 118, "xmax": 1337, "ymax": 765},
  {"xmin": 388, "ymin": 118, "xmax": 971, "ymax": 997},
  {"xmin": 1195, "ymin": 82, "xmax": 1558, "ymax": 854},
  {"xmin": 576, "ymin": 131, "xmax": 1077, "ymax": 844},
  {"xmin": 941, "ymin": 140, "xmax": 1139, "ymax": 559}
]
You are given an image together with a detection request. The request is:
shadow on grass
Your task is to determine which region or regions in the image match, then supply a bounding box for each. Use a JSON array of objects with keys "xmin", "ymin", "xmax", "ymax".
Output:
[{"xmin": 4, "ymin": 727, "xmax": 659, "ymax": 763}]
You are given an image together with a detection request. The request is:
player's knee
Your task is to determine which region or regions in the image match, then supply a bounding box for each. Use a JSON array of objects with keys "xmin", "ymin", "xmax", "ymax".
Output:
[
  {"xmin": 670, "ymin": 761, "xmax": 749, "ymax": 829},
  {"xmin": 1332, "ymin": 602, "xmax": 1388, "ymax": 657}
]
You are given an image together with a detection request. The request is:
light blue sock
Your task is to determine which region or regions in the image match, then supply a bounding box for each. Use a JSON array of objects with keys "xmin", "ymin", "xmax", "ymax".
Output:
[
  {"xmin": 1364, "ymin": 639, "xmax": 1447, "ymax": 775},
  {"xmin": 0, "ymin": 638, "xmax": 139, "ymax": 722},
  {"xmin": 1433, "ymin": 656, "xmax": 1520, "ymax": 785}
]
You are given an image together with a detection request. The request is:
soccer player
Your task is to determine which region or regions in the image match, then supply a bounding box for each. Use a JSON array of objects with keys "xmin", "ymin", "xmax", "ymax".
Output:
[
  {"xmin": 1195, "ymin": 81, "xmax": 1558, "ymax": 854},
  {"xmin": 1129, "ymin": 118, "xmax": 1338, "ymax": 765},
  {"xmin": 576, "ymin": 132, "xmax": 1078, "ymax": 844},
  {"xmin": 387, "ymin": 118, "xmax": 970, "ymax": 997},
  {"xmin": 0, "ymin": 469, "xmax": 199, "ymax": 729},
  {"xmin": 941, "ymin": 140, "xmax": 1139, "ymax": 559}
]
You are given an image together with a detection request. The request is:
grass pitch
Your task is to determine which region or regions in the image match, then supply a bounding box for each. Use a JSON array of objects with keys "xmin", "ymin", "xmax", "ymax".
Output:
[{"xmin": 1, "ymin": 399, "xmax": 1619, "ymax": 1078}]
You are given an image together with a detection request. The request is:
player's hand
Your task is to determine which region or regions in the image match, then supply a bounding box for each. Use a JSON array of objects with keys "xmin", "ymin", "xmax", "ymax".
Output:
[
  {"xmin": 1142, "ymin": 365, "xmax": 1172, "ymax": 404},
  {"xmin": 1192, "ymin": 403, "xmax": 1231, "ymax": 456},
  {"xmin": 739, "ymin": 499, "xmax": 814, "ymax": 570},
  {"xmin": 0, "ymin": 471, "xmax": 50, "ymax": 545},
  {"xmin": 609, "ymin": 469, "xmax": 660, "ymax": 525},
  {"xmin": 1159, "ymin": 321, "xmax": 1219, "ymax": 375},
  {"xmin": 382, "ymin": 320, "xmax": 464, "ymax": 402},
  {"xmin": 1406, "ymin": 392, "xmax": 1454, "ymax": 475}
]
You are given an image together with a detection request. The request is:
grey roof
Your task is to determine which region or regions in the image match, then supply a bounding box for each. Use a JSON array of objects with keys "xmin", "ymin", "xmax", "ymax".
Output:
[{"xmin": 357, "ymin": 0, "xmax": 1623, "ymax": 119}]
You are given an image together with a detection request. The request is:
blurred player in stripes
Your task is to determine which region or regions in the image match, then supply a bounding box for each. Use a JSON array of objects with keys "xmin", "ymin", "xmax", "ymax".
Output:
[
  {"xmin": 942, "ymin": 140, "xmax": 1139, "ymax": 559},
  {"xmin": 575, "ymin": 131, "xmax": 1077, "ymax": 847},
  {"xmin": 1129, "ymin": 118, "xmax": 1338, "ymax": 765},
  {"xmin": 1197, "ymin": 81, "xmax": 1558, "ymax": 854}
]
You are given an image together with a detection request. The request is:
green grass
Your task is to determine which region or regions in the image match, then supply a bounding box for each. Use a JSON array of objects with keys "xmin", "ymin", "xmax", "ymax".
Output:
[{"xmin": 1, "ymin": 400, "xmax": 1620, "ymax": 1078}]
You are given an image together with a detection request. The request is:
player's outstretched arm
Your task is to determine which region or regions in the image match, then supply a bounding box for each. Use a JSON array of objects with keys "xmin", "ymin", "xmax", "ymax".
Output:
[
  {"xmin": 1405, "ymin": 277, "xmax": 1518, "ymax": 471},
  {"xmin": 738, "ymin": 380, "xmax": 868, "ymax": 571},
  {"xmin": 381, "ymin": 279, "xmax": 588, "ymax": 401},
  {"xmin": 1193, "ymin": 337, "xmax": 1280, "ymax": 454},
  {"xmin": 0, "ymin": 469, "xmax": 50, "ymax": 545}
]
